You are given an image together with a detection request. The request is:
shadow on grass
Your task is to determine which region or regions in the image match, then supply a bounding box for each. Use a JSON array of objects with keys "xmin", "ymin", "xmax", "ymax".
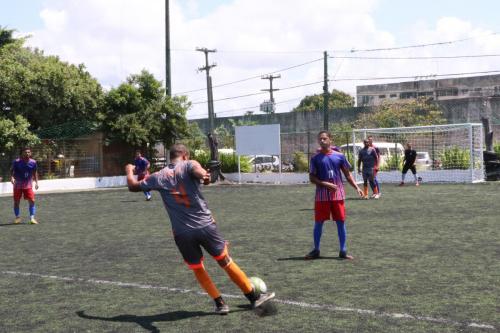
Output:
[
  {"xmin": 120, "ymin": 200, "xmax": 140, "ymax": 203},
  {"xmin": 0, "ymin": 223, "xmax": 26, "ymax": 227},
  {"xmin": 77, "ymin": 310, "xmax": 214, "ymax": 333},
  {"xmin": 277, "ymin": 256, "xmax": 343, "ymax": 261}
]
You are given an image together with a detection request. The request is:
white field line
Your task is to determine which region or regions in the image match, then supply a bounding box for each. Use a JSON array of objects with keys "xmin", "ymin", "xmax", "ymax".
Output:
[{"xmin": 1, "ymin": 270, "xmax": 495, "ymax": 330}]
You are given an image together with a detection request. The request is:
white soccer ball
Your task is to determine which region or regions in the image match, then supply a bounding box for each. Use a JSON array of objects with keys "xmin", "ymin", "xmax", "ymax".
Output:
[{"xmin": 249, "ymin": 276, "xmax": 267, "ymax": 295}]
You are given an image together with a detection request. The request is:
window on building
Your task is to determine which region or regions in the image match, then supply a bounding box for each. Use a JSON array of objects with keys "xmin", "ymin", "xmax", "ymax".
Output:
[
  {"xmin": 400, "ymin": 91, "xmax": 417, "ymax": 99},
  {"xmin": 390, "ymin": 93, "xmax": 398, "ymax": 98},
  {"xmin": 378, "ymin": 94, "xmax": 386, "ymax": 99},
  {"xmin": 418, "ymin": 91, "xmax": 433, "ymax": 97},
  {"xmin": 436, "ymin": 88, "xmax": 458, "ymax": 97},
  {"xmin": 461, "ymin": 89, "xmax": 469, "ymax": 94}
]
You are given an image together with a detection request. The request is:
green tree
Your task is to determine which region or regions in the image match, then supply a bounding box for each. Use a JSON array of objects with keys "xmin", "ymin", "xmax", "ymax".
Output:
[
  {"xmin": 293, "ymin": 89, "xmax": 354, "ymax": 112},
  {"xmin": 0, "ymin": 115, "xmax": 39, "ymax": 152},
  {"xmin": 0, "ymin": 31, "xmax": 104, "ymax": 130},
  {"xmin": 355, "ymin": 98, "xmax": 446, "ymax": 128},
  {"xmin": 0, "ymin": 26, "xmax": 17, "ymax": 48},
  {"xmin": 103, "ymin": 70, "xmax": 190, "ymax": 148}
]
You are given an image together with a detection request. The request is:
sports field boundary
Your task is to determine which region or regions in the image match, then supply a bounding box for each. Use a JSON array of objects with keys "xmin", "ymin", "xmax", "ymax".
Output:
[{"xmin": 1, "ymin": 270, "xmax": 495, "ymax": 331}]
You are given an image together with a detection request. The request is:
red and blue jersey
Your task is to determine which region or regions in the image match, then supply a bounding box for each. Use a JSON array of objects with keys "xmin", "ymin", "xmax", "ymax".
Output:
[
  {"xmin": 12, "ymin": 158, "xmax": 37, "ymax": 189},
  {"xmin": 310, "ymin": 151, "xmax": 350, "ymax": 201},
  {"xmin": 134, "ymin": 157, "xmax": 149, "ymax": 176}
]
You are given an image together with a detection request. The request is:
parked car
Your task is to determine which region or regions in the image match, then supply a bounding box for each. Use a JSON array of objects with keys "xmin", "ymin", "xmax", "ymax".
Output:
[
  {"xmin": 415, "ymin": 151, "xmax": 431, "ymax": 170},
  {"xmin": 248, "ymin": 155, "xmax": 280, "ymax": 172}
]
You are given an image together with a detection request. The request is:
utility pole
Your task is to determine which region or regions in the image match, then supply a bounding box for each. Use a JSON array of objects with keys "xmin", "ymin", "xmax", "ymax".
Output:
[
  {"xmin": 165, "ymin": 0, "xmax": 171, "ymax": 97},
  {"xmin": 323, "ymin": 51, "xmax": 329, "ymax": 130},
  {"xmin": 261, "ymin": 74, "xmax": 281, "ymax": 104},
  {"xmin": 196, "ymin": 47, "xmax": 217, "ymax": 134},
  {"xmin": 196, "ymin": 47, "xmax": 224, "ymax": 183}
]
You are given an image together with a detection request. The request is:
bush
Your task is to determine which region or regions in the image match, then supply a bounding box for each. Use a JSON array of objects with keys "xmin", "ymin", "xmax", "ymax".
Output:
[
  {"xmin": 191, "ymin": 150, "xmax": 251, "ymax": 173},
  {"xmin": 380, "ymin": 154, "xmax": 403, "ymax": 171},
  {"xmin": 494, "ymin": 143, "xmax": 500, "ymax": 156},
  {"xmin": 293, "ymin": 151, "xmax": 309, "ymax": 172},
  {"xmin": 440, "ymin": 147, "xmax": 470, "ymax": 170}
]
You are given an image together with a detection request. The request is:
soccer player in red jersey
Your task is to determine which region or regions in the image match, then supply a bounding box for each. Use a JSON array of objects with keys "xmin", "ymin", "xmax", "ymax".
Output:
[
  {"xmin": 134, "ymin": 150, "xmax": 152, "ymax": 201},
  {"xmin": 306, "ymin": 131, "xmax": 363, "ymax": 260},
  {"xmin": 11, "ymin": 148, "xmax": 39, "ymax": 224}
]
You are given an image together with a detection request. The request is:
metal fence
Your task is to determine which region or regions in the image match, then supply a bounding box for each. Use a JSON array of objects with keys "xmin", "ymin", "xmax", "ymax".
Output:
[{"xmin": 0, "ymin": 138, "xmax": 102, "ymax": 181}]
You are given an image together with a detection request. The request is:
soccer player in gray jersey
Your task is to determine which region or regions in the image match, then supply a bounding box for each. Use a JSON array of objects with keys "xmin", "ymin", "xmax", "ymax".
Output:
[
  {"xmin": 125, "ymin": 144, "xmax": 274, "ymax": 315},
  {"xmin": 357, "ymin": 139, "xmax": 379, "ymax": 199}
]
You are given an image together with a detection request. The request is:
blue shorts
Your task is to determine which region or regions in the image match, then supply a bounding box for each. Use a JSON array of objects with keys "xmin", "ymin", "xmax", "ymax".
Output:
[{"xmin": 174, "ymin": 223, "xmax": 226, "ymax": 269}]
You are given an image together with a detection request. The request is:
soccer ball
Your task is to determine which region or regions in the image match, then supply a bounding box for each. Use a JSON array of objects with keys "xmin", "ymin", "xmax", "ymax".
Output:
[
  {"xmin": 417, "ymin": 176, "xmax": 423, "ymax": 182},
  {"xmin": 249, "ymin": 276, "xmax": 267, "ymax": 295}
]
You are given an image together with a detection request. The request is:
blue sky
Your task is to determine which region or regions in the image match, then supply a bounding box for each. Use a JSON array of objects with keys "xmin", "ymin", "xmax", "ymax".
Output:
[{"xmin": 1, "ymin": 0, "xmax": 500, "ymax": 118}]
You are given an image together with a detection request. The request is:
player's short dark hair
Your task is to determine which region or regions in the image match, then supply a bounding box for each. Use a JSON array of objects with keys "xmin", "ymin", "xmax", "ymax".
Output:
[
  {"xmin": 169, "ymin": 144, "xmax": 188, "ymax": 159},
  {"xmin": 20, "ymin": 147, "xmax": 31, "ymax": 155},
  {"xmin": 317, "ymin": 130, "xmax": 332, "ymax": 138}
]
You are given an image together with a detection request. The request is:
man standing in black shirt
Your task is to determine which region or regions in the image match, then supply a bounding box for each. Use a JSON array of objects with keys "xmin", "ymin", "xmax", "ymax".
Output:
[{"xmin": 400, "ymin": 143, "xmax": 419, "ymax": 186}]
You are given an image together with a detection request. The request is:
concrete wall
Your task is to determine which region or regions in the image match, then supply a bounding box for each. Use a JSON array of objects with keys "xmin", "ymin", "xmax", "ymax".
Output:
[{"xmin": 0, "ymin": 176, "xmax": 126, "ymax": 196}]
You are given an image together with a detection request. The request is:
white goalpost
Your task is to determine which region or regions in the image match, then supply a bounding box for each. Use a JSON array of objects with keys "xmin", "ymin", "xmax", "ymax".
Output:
[{"xmin": 351, "ymin": 123, "xmax": 484, "ymax": 183}]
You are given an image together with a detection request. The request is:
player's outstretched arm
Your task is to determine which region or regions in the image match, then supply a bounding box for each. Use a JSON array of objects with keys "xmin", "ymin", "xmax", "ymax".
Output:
[
  {"xmin": 190, "ymin": 160, "xmax": 210, "ymax": 185},
  {"xmin": 341, "ymin": 165, "xmax": 363, "ymax": 197},
  {"xmin": 125, "ymin": 164, "xmax": 142, "ymax": 192}
]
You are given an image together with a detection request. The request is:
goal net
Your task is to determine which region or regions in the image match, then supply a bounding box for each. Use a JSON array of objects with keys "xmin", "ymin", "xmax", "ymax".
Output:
[{"xmin": 349, "ymin": 123, "xmax": 484, "ymax": 183}]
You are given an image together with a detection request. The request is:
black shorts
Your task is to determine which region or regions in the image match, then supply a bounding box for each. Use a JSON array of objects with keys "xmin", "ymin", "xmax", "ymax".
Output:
[
  {"xmin": 174, "ymin": 223, "xmax": 226, "ymax": 269},
  {"xmin": 402, "ymin": 164, "xmax": 416, "ymax": 174}
]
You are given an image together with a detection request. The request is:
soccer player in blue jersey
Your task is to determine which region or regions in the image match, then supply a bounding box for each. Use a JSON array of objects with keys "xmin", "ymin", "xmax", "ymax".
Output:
[
  {"xmin": 305, "ymin": 131, "xmax": 363, "ymax": 260},
  {"xmin": 11, "ymin": 148, "xmax": 39, "ymax": 224},
  {"xmin": 134, "ymin": 150, "xmax": 152, "ymax": 201},
  {"xmin": 368, "ymin": 136, "xmax": 382, "ymax": 197},
  {"xmin": 357, "ymin": 139, "xmax": 380, "ymax": 199},
  {"xmin": 125, "ymin": 144, "xmax": 274, "ymax": 314}
]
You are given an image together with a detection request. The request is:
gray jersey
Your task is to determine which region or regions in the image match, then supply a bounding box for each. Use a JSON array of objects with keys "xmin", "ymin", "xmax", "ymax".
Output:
[
  {"xmin": 358, "ymin": 147, "xmax": 378, "ymax": 170},
  {"xmin": 140, "ymin": 161, "xmax": 213, "ymax": 235}
]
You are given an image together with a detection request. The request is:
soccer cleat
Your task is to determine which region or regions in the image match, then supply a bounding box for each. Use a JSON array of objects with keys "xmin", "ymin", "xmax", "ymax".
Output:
[
  {"xmin": 252, "ymin": 292, "xmax": 275, "ymax": 309},
  {"xmin": 146, "ymin": 194, "xmax": 152, "ymax": 201},
  {"xmin": 399, "ymin": 182, "xmax": 404, "ymax": 186},
  {"xmin": 14, "ymin": 217, "xmax": 22, "ymax": 224},
  {"xmin": 339, "ymin": 251, "xmax": 354, "ymax": 260},
  {"xmin": 415, "ymin": 182, "xmax": 420, "ymax": 186},
  {"xmin": 373, "ymin": 194, "xmax": 380, "ymax": 199},
  {"xmin": 214, "ymin": 303, "xmax": 229, "ymax": 315},
  {"xmin": 363, "ymin": 195, "xmax": 369, "ymax": 200},
  {"xmin": 29, "ymin": 218, "xmax": 38, "ymax": 225},
  {"xmin": 305, "ymin": 249, "xmax": 320, "ymax": 260}
]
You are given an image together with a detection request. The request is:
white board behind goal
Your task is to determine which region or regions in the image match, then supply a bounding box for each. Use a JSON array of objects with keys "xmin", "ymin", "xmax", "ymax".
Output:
[
  {"xmin": 235, "ymin": 124, "xmax": 281, "ymax": 155},
  {"xmin": 235, "ymin": 124, "xmax": 281, "ymax": 183}
]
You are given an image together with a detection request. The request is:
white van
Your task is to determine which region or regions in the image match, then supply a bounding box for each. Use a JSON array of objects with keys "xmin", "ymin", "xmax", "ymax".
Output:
[{"xmin": 340, "ymin": 142, "xmax": 404, "ymax": 167}]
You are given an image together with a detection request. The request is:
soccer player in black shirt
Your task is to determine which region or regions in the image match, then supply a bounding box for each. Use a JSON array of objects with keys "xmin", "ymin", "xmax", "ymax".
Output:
[{"xmin": 400, "ymin": 143, "xmax": 419, "ymax": 186}]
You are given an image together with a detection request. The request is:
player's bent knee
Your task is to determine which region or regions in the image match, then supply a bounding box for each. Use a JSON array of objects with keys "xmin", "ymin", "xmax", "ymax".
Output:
[{"xmin": 216, "ymin": 255, "xmax": 232, "ymax": 268}]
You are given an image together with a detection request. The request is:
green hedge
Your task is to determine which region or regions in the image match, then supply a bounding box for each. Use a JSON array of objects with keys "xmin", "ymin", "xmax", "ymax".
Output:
[
  {"xmin": 191, "ymin": 150, "xmax": 251, "ymax": 173},
  {"xmin": 440, "ymin": 147, "xmax": 470, "ymax": 170}
]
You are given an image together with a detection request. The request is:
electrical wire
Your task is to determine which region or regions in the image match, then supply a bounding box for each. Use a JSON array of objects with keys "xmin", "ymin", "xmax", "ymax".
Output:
[{"xmin": 173, "ymin": 57, "xmax": 323, "ymax": 95}]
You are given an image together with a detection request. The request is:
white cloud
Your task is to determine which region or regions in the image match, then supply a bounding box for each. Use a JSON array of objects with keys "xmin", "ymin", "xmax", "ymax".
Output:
[{"xmin": 23, "ymin": 0, "xmax": 500, "ymax": 119}]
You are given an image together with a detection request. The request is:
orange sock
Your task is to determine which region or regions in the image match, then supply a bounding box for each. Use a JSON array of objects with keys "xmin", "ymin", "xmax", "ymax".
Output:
[
  {"xmin": 373, "ymin": 186, "xmax": 379, "ymax": 194},
  {"xmin": 192, "ymin": 266, "xmax": 220, "ymax": 299},
  {"xmin": 363, "ymin": 186, "xmax": 368, "ymax": 196},
  {"xmin": 222, "ymin": 260, "xmax": 253, "ymax": 294}
]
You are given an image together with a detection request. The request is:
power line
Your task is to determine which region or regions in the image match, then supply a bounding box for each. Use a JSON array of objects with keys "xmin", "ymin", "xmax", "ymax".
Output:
[
  {"xmin": 190, "ymin": 80, "xmax": 324, "ymax": 105},
  {"xmin": 331, "ymin": 70, "xmax": 500, "ymax": 82},
  {"xmin": 190, "ymin": 70, "xmax": 500, "ymax": 105},
  {"xmin": 330, "ymin": 54, "xmax": 500, "ymax": 60},
  {"xmin": 173, "ymin": 57, "xmax": 323, "ymax": 95},
  {"xmin": 345, "ymin": 32, "xmax": 498, "ymax": 53},
  {"xmin": 171, "ymin": 32, "xmax": 498, "ymax": 55}
]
